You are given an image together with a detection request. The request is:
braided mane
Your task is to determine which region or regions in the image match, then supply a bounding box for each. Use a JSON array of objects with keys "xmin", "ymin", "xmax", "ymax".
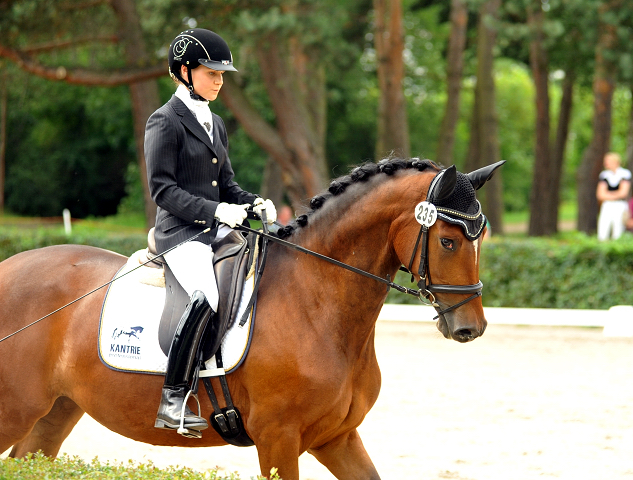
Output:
[{"xmin": 276, "ymin": 157, "xmax": 440, "ymax": 239}]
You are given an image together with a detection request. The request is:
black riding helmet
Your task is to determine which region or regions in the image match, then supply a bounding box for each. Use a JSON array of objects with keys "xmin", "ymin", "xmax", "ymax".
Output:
[{"xmin": 168, "ymin": 28, "xmax": 237, "ymax": 100}]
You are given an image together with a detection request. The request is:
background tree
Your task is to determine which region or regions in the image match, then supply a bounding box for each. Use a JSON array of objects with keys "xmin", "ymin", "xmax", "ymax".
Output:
[
  {"xmin": 469, "ymin": 0, "xmax": 504, "ymax": 233},
  {"xmin": 3, "ymin": 0, "xmax": 633, "ymax": 240},
  {"xmin": 373, "ymin": 0, "xmax": 410, "ymax": 159},
  {"xmin": 435, "ymin": 0, "xmax": 468, "ymax": 166},
  {"xmin": 0, "ymin": 62, "xmax": 5, "ymax": 214},
  {"xmin": 576, "ymin": 0, "xmax": 622, "ymax": 234},
  {"xmin": 526, "ymin": 0, "xmax": 553, "ymax": 236},
  {"xmin": 0, "ymin": 0, "xmax": 167, "ymax": 225}
]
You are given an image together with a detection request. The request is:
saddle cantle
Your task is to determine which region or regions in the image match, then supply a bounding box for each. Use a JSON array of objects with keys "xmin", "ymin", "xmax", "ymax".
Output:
[{"xmin": 146, "ymin": 228, "xmax": 257, "ymax": 361}]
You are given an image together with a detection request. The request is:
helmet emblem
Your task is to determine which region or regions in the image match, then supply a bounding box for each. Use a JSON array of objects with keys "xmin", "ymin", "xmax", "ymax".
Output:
[
  {"xmin": 172, "ymin": 38, "xmax": 192, "ymax": 60},
  {"xmin": 221, "ymin": 60, "xmax": 230, "ymax": 65}
]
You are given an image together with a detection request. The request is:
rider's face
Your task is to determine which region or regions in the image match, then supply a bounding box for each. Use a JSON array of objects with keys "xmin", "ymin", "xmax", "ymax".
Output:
[{"xmin": 181, "ymin": 65, "xmax": 224, "ymax": 101}]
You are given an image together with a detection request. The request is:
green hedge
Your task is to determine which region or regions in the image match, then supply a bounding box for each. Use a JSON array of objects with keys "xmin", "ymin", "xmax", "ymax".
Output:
[
  {"xmin": 0, "ymin": 229, "xmax": 147, "ymax": 262},
  {"xmin": 2, "ymin": 229, "xmax": 632, "ymax": 310},
  {"xmin": 480, "ymin": 232, "xmax": 633, "ymax": 309},
  {"xmin": 387, "ymin": 232, "xmax": 633, "ymax": 310}
]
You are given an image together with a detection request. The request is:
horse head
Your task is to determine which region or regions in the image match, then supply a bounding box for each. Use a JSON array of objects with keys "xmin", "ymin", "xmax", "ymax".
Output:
[{"xmin": 394, "ymin": 160, "xmax": 505, "ymax": 343}]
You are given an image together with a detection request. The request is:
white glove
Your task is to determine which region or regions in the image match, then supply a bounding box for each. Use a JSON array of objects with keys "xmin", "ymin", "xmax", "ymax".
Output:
[
  {"xmin": 253, "ymin": 198, "xmax": 277, "ymax": 224},
  {"xmin": 214, "ymin": 203, "xmax": 249, "ymax": 228}
]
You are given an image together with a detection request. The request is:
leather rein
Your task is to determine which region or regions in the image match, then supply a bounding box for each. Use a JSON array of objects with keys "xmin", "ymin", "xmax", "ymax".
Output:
[{"xmin": 239, "ymin": 203, "xmax": 483, "ymax": 321}]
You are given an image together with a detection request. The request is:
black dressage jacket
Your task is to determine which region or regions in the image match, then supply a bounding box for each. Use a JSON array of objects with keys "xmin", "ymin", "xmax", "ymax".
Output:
[{"xmin": 145, "ymin": 95, "xmax": 259, "ymax": 252}]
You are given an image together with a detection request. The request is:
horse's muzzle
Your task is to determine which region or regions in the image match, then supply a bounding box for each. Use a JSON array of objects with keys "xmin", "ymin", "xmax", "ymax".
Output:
[{"xmin": 436, "ymin": 314, "xmax": 487, "ymax": 343}]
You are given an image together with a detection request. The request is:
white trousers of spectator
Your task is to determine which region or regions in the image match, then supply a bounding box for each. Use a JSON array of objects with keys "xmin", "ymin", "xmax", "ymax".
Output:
[
  {"xmin": 163, "ymin": 225, "xmax": 233, "ymax": 312},
  {"xmin": 597, "ymin": 200, "xmax": 628, "ymax": 241}
]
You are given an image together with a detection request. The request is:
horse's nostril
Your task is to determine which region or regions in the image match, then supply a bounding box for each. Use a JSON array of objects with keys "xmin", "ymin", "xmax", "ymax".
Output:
[{"xmin": 454, "ymin": 329, "xmax": 475, "ymax": 342}]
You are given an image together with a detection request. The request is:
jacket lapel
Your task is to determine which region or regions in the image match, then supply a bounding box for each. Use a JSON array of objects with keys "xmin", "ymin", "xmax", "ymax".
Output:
[{"xmin": 169, "ymin": 96, "xmax": 216, "ymax": 154}]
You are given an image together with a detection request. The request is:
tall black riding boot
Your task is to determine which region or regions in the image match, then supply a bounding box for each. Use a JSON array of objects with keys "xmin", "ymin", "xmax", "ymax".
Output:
[{"xmin": 155, "ymin": 290, "xmax": 214, "ymax": 437}]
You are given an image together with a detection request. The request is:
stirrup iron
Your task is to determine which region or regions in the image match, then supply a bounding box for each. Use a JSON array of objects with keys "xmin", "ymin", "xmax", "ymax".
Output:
[{"xmin": 177, "ymin": 389, "xmax": 203, "ymax": 439}]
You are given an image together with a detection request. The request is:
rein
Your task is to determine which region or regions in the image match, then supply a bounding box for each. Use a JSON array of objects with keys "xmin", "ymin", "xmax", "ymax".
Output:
[
  {"xmin": 236, "ymin": 215, "xmax": 484, "ymax": 320},
  {"xmin": 234, "ymin": 223, "xmax": 422, "ymax": 299}
]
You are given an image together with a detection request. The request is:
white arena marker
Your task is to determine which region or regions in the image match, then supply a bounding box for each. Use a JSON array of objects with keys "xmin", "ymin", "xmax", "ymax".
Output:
[
  {"xmin": 63, "ymin": 208, "xmax": 72, "ymax": 236},
  {"xmin": 603, "ymin": 305, "xmax": 633, "ymax": 337}
]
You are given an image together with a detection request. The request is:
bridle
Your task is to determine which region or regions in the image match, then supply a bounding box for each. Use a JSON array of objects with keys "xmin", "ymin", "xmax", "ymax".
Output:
[
  {"xmin": 402, "ymin": 222, "xmax": 483, "ymax": 321},
  {"xmin": 400, "ymin": 168, "xmax": 484, "ymax": 320}
]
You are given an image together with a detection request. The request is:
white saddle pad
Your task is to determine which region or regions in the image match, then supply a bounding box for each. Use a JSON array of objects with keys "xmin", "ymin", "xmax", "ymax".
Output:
[{"xmin": 98, "ymin": 250, "xmax": 255, "ymax": 375}]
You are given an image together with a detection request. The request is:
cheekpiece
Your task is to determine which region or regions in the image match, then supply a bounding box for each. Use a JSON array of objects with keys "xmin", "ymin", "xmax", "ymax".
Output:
[{"xmin": 426, "ymin": 169, "xmax": 487, "ymax": 240}]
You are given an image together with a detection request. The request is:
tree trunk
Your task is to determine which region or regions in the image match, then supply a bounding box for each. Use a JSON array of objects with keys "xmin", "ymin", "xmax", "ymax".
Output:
[
  {"xmin": 549, "ymin": 70, "xmax": 575, "ymax": 231},
  {"xmin": 0, "ymin": 64, "xmax": 6, "ymax": 214},
  {"xmin": 626, "ymin": 84, "xmax": 633, "ymax": 173},
  {"xmin": 474, "ymin": 0, "xmax": 503, "ymax": 234},
  {"xmin": 109, "ymin": 0, "xmax": 159, "ymax": 227},
  {"xmin": 576, "ymin": 2, "xmax": 620, "ymax": 234},
  {"xmin": 464, "ymin": 86, "xmax": 480, "ymax": 174},
  {"xmin": 527, "ymin": 1, "xmax": 553, "ymax": 236},
  {"xmin": 128, "ymin": 82, "xmax": 160, "ymax": 226},
  {"xmin": 374, "ymin": 0, "xmax": 410, "ymax": 159},
  {"xmin": 219, "ymin": 75, "xmax": 305, "ymax": 209},
  {"xmin": 436, "ymin": 0, "xmax": 468, "ymax": 166},
  {"xmin": 220, "ymin": 31, "xmax": 329, "ymax": 212},
  {"xmin": 260, "ymin": 157, "xmax": 285, "ymax": 210},
  {"xmin": 256, "ymin": 36, "xmax": 328, "ymax": 208}
]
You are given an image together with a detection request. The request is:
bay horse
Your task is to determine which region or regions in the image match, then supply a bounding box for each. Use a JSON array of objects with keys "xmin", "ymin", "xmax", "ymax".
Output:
[{"xmin": 0, "ymin": 158, "xmax": 502, "ymax": 480}]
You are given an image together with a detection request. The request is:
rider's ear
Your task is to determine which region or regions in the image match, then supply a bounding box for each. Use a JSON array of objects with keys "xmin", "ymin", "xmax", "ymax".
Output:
[
  {"xmin": 467, "ymin": 160, "xmax": 506, "ymax": 190},
  {"xmin": 435, "ymin": 165, "xmax": 457, "ymax": 201}
]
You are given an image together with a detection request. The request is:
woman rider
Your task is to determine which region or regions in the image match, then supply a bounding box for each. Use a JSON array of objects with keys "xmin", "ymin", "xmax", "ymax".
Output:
[{"xmin": 145, "ymin": 28, "xmax": 277, "ymax": 437}]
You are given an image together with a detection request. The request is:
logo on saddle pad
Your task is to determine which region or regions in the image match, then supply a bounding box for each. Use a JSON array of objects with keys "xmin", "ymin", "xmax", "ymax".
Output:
[{"xmin": 109, "ymin": 326, "xmax": 144, "ymax": 358}]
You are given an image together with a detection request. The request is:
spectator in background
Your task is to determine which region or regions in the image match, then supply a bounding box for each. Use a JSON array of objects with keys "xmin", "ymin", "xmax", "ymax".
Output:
[{"xmin": 596, "ymin": 152, "xmax": 631, "ymax": 241}]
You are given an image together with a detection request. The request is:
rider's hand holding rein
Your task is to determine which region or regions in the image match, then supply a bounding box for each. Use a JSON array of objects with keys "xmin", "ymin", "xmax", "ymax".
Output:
[
  {"xmin": 253, "ymin": 198, "xmax": 277, "ymax": 224},
  {"xmin": 214, "ymin": 202, "xmax": 249, "ymax": 228}
]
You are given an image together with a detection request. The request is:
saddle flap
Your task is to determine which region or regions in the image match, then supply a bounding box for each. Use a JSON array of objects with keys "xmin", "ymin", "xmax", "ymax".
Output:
[
  {"xmin": 212, "ymin": 230, "xmax": 247, "ymax": 264},
  {"xmin": 158, "ymin": 230, "xmax": 259, "ymax": 361},
  {"xmin": 206, "ymin": 232, "xmax": 255, "ymax": 359}
]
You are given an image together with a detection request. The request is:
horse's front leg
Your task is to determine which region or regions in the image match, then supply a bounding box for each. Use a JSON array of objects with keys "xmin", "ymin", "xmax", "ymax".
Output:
[
  {"xmin": 254, "ymin": 425, "xmax": 301, "ymax": 480},
  {"xmin": 309, "ymin": 428, "xmax": 381, "ymax": 480}
]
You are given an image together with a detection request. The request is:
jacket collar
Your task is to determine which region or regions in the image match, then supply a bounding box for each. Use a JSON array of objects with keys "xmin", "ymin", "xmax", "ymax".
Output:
[{"xmin": 169, "ymin": 95, "xmax": 217, "ymax": 154}]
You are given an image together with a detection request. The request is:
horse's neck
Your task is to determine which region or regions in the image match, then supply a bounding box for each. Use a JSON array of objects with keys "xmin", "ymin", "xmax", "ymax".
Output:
[{"xmin": 279, "ymin": 180, "xmax": 404, "ymax": 349}]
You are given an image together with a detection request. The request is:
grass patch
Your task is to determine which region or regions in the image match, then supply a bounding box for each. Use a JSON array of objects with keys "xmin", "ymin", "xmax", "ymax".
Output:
[{"xmin": 0, "ymin": 452, "xmax": 280, "ymax": 480}]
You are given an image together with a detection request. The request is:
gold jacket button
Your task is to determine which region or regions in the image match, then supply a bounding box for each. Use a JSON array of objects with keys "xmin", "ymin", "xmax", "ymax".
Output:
[
  {"xmin": 212, "ymin": 158, "xmax": 218, "ymax": 164},
  {"xmin": 212, "ymin": 180, "xmax": 218, "ymax": 187}
]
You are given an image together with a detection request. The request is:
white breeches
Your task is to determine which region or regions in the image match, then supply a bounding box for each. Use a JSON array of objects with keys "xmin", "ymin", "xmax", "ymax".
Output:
[
  {"xmin": 163, "ymin": 225, "xmax": 233, "ymax": 311},
  {"xmin": 597, "ymin": 200, "xmax": 628, "ymax": 241}
]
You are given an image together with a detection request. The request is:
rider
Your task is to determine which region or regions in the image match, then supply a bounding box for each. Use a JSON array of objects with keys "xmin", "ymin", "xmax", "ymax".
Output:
[{"xmin": 145, "ymin": 28, "xmax": 277, "ymax": 437}]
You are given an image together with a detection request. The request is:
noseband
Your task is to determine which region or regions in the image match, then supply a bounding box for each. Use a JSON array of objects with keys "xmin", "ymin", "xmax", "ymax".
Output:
[{"xmin": 402, "ymin": 169, "xmax": 484, "ymax": 320}]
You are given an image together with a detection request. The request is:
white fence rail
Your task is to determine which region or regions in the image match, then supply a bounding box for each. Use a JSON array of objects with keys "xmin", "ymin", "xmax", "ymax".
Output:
[{"xmin": 378, "ymin": 304, "xmax": 633, "ymax": 337}]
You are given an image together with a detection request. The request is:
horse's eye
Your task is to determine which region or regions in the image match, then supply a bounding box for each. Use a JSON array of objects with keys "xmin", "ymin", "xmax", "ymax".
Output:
[{"xmin": 440, "ymin": 238, "xmax": 454, "ymax": 250}]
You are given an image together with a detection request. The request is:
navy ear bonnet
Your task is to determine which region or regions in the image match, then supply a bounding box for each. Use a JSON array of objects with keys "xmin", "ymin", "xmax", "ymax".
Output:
[{"xmin": 426, "ymin": 168, "xmax": 486, "ymax": 240}]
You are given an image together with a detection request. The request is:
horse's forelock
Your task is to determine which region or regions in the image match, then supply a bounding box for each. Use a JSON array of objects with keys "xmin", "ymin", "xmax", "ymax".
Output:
[{"xmin": 276, "ymin": 157, "xmax": 439, "ymax": 239}]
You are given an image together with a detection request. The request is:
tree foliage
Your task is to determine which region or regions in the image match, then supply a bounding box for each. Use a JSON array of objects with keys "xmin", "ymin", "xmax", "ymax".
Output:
[{"xmin": 1, "ymin": 0, "xmax": 633, "ymax": 238}]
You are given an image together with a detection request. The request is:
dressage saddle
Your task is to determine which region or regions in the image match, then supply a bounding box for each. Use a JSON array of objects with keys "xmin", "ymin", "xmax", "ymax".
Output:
[{"xmin": 144, "ymin": 227, "xmax": 257, "ymax": 361}]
